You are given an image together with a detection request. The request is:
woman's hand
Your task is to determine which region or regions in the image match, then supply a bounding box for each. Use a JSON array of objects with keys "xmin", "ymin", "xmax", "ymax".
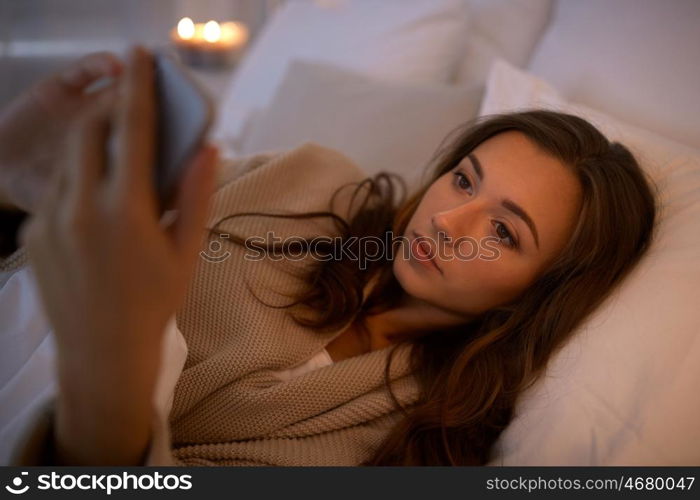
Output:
[
  {"xmin": 0, "ymin": 51, "xmax": 123, "ymax": 213},
  {"xmin": 19, "ymin": 46, "xmax": 218, "ymax": 465}
]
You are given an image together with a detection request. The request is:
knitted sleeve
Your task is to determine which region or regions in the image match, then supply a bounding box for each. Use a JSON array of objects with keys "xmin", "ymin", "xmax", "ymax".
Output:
[{"xmin": 215, "ymin": 150, "xmax": 283, "ymax": 191}]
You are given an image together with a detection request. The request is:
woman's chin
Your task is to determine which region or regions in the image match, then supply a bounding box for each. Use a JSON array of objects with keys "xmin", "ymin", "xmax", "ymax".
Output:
[{"xmin": 392, "ymin": 255, "xmax": 428, "ymax": 299}]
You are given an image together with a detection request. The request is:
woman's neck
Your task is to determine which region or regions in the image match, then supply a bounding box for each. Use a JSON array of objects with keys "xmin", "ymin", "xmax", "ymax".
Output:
[
  {"xmin": 327, "ymin": 272, "xmax": 475, "ymax": 361},
  {"xmin": 359, "ymin": 286, "xmax": 475, "ymax": 350}
]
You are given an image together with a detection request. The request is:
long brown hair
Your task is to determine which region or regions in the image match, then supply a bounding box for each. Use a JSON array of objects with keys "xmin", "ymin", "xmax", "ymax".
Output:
[{"xmin": 210, "ymin": 110, "xmax": 658, "ymax": 465}]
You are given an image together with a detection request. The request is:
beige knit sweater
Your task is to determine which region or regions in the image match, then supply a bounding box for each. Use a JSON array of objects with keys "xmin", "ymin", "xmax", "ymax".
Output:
[{"xmin": 5, "ymin": 142, "xmax": 420, "ymax": 466}]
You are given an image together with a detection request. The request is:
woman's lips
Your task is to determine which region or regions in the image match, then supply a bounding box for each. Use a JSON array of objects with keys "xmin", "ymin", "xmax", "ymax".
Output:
[{"xmin": 412, "ymin": 231, "xmax": 442, "ymax": 274}]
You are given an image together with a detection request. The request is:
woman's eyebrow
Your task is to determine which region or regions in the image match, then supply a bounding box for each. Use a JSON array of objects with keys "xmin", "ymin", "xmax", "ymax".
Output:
[
  {"xmin": 468, "ymin": 153, "xmax": 541, "ymax": 250},
  {"xmin": 467, "ymin": 152, "xmax": 484, "ymax": 181}
]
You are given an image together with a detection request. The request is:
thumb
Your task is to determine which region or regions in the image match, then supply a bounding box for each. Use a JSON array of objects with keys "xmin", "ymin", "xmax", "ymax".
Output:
[
  {"xmin": 170, "ymin": 144, "xmax": 219, "ymax": 261},
  {"xmin": 59, "ymin": 51, "xmax": 124, "ymax": 91}
]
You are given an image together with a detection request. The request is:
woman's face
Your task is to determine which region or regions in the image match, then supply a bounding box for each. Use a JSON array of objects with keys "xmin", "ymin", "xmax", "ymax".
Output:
[{"xmin": 393, "ymin": 131, "xmax": 582, "ymax": 317}]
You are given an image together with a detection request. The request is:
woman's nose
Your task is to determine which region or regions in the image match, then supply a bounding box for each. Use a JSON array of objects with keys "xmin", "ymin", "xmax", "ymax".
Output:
[{"xmin": 431, "ymin": 201, "xmax": 483, "ymax": 244}]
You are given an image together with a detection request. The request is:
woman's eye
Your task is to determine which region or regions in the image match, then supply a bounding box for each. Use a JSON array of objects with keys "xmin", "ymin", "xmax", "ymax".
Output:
[
  {"xmin": 494, "ymin": 221, "xmax": 517, "ymax": 249},
  {"xmin": 453, "ymin": 172, "xmax": 473, "ymax": 194}
]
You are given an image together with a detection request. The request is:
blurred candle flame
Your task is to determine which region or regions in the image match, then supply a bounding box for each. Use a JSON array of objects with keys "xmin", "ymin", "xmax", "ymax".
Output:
[
  {"xmin": 177, "ymin": 17, "xmax": 195, "ymax": 40},
  {"xmin": 203, "ymin": 20, "xmax": 222, "ymax": 43},
  {"xmin": 171, "ymin": 16, "xmax": 250, "ymax": 69}
]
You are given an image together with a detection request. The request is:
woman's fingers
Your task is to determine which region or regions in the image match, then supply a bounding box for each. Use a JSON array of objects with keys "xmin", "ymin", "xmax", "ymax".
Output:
[
  {"xmin": 36, "ymin": 167, "xmax": 65, "ymax": 220},
  {"xmin": 169, "ymin": 145, "xmax": 218, "ymax": 261},
  {"xmin": 22, "ymin": 84, "xmax": 117, "ymax": 252},
  {"xmin": 111, "ymin": 46, "xmax": 158, "ymax": 216},
  {"xmin": 65, "ymin": 90, "xmax": 116, "ymax": 208},
  {"xmin": 58, "ymin": 51, "xmax": 124, "ymax": 91},
  {"xmin": 29, "ymin": 52, "xmax": 123, "ymax": 122}
]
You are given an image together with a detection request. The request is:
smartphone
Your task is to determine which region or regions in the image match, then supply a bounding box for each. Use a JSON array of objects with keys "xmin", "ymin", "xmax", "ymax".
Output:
[{"xmin": 153, "ymin": 53, "xmax": 214, "ymax": 213}]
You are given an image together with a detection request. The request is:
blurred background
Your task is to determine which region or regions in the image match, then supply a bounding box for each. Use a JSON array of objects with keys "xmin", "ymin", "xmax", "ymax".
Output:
[{"xmin": 0, "ymin": 0, "xmax": 282, "ymax": 106}]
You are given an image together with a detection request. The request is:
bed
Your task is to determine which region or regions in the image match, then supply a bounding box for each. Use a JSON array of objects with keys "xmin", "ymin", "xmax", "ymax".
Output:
[{"xmin": 2, "ymin": 0, "xmax": 699, "ymax": 465}]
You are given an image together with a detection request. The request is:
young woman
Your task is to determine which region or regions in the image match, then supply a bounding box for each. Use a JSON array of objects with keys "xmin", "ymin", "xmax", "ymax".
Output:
[{"xmin": 0, "ymin": 47, "xmax": 657, "ymax": 466}]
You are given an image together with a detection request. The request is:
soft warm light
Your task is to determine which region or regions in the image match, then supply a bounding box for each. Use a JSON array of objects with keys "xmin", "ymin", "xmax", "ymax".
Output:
[
  {"xmin": 177, "ymin": 17, "xmax": 195, "ymax": 40},
  {"xmin": 203, "ymin": 20, "xmax": 222, "ymax": 43},
  {"xmin": 171, "ymin": 17, "xmax": 249, "ymax": 67},
  {"xmin": 221, "ymin": 21, "xmax": 249, "ymax": 45}
]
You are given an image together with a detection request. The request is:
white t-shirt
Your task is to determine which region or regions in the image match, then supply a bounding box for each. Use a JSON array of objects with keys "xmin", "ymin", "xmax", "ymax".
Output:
[
  {"xmin": 271, "ymin": 349, "xmax": 334, "ymax": 382},
  {"xmin": 0, "ymin": 265, "xmax": 333, "ymax": 465}
]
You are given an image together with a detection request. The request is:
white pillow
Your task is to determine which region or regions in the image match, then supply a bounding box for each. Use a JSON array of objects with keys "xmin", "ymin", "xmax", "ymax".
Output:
[
  {"xmin": 211, "ymin": 0, "xmax": 471, "ymax": 155},
  {"xmin": 453, "ymin": 0, "xmax": 553, "ymax": 86},
  {"xmin": 528, "ymin": 0, "xmax": 700, "ymax": 150},
  {"xmin": 480, "ymin": 59, "xmax": 700, "ymax": 465},
  {"xmin": 240, "ymin": 60, "xmax": 482, "ymax": 189}
]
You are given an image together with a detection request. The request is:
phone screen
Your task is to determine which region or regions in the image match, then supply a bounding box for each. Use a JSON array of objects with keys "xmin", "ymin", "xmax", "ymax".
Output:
[{"xmin": 153, "ymin": 54, "xmax": 213, "ymax": 212}]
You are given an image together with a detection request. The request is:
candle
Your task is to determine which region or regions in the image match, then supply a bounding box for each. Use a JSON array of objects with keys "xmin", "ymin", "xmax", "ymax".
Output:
[{"xmin": 171, "ymin": 17, "xmax": 249, "ymax": 68}]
